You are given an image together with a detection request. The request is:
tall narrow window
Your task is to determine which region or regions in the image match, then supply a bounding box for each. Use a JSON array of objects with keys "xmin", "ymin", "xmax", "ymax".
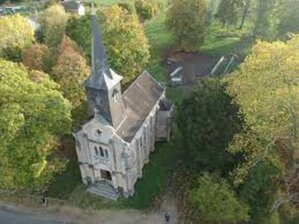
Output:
[
  {"xmin": 99, "ymin": 147, "xmax": 104, "ymax": 157},
  {"xmin": 105, "ymin": 150, "xmax": 109, "ymax": 158},
  {"xmin": 94, "ymin": 146, "xmax": 98, "ymax": 156}
]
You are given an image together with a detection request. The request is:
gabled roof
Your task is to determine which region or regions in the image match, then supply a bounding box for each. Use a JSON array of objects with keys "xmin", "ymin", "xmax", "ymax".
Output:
[
  {"xmin": 61, "ymin": 1, "xmax": 82, "ymax": 11},
  {"xmin": 116, "ymin": 71, "xmax": 165, "ymax": 142}
]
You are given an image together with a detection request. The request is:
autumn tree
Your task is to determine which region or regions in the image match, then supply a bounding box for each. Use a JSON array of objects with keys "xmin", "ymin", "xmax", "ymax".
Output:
[
  {"xmin": 191, "ymin": 173, "xmax": 249, "ymax": 223},
  {"xmin": 167, "ymin": 0, "xmax": 207, "ymax": 51},
  {"xmin": 177, "ymin": 78, "xmax": 242, "ymax": 173},
  {"xmin": 225, "ymin": 35, "xmax": 299, "ymax": 222},
  {"xmin": 0, "ymin": 14, "xmax": 34, "ymax": 61},
  {"xmin": 38, "ymin": 4, "xmax": 68, "ymax": 49},
  {"xmin": 67, "ymin": 6, "xmax": 150, "ymax": 85},
  {"xmin": 0, "ymin": 59, "xmax": 72, "ymax": 191},
  {"xmin": 52, "ymin": 35, "xmax": 90, "ymax": 108},
  {"xmin": 22, "ymin": 43, "xmax": 50, "ymax": 72}
]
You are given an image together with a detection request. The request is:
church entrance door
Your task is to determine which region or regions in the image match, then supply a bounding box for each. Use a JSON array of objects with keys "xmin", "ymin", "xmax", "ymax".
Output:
[{"xmin": 100, "ymin": 169, "xmax": 112, "ymax": 181}]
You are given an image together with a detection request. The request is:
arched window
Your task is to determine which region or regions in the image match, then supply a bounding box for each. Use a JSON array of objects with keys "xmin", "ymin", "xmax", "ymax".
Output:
[
  {"xmin": 94, "ymin": 146, "xmax": 98, "ymax": 156},
  {"xmin": 99, "ymin": 147, "xmax": 104, "ymax": 157},
  {"xmin": 105, "ymin": 150, "xmax": 109, "ymax": 158}
]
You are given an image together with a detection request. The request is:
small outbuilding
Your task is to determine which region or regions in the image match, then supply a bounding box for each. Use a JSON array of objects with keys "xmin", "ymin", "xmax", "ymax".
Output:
[{"xmin": 61, "ymin": 0, "xmax": 85, "ymax": 16}]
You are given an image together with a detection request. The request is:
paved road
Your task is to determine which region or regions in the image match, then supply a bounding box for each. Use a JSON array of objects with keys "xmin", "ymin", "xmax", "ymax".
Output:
[{"xmin": 0, "ymin": 208, "xmax": 71, "ymax": 224}]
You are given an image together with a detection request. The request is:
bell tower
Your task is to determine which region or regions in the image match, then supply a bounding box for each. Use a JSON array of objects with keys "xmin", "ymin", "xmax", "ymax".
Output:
[{"xmin": 85, "ymin": 11, "xmax": 126, "ymax": 128}]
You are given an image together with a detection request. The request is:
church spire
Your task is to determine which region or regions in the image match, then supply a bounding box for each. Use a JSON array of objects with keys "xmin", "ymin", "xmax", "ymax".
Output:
[{"xmin": 85, "ymin": 7, "xmax": 113, "ymax": 90}]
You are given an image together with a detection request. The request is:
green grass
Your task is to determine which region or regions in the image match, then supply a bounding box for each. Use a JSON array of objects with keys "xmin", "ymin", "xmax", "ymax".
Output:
[
  {"xmin": 144, "ymin": 8, "xmax": 173, "ymax": 83},
  {"xmin": 200, "ymin": 20, "xmax": 254, "ymax": 57}
]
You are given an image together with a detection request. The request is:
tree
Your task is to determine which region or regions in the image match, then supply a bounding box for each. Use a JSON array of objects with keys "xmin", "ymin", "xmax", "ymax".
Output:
[
  {"xmin": 177, "ymin": 78, "xmax": 242, "ymax": 173},
  {"xmin": 253, "ymin": 0, "xmax": 278, "ymax": 40},
  {"xmin": 0, "ymin": 59, "xmax": 72, "ymax": 191},
  {"xmin": 0, "ymin": 14, "xmax": 34, "ymax": 61},
  {"xmin": 38, "ymin": 4, "xmax": 68, "ymax": 49},
  {"xmin": 52, "ymin": 36, "xmax": 90, "ymax": 108},
  {"xmin": 134, "ymin": 0, "xmax": 162, "ymax": 21},
  {"xmin": 22, "ymin": 43, "xmax": 50, "ymax": 72},
  {"xmin": 239, "ymin": 0, "xmax": 252, "ymax": 29},
  {"xmin": 225, "ymin": 35, "xmax": 299, "ymax": 221},
  {"xmin": 167, "ymin": 0, "xmax": 207, "ymax": 51},
  {"xmin": 277, "ymin": 0, "xmax": 299, "ymax": 39},
  {"xmin": 67, "ymin": 6, "xmax": 150, "ymax": 85},
  {"xmin": 191, "ymin": 173, "xmax": 249, "ymax": 223},
  {"xmin": 217, "ymin": 0, "xmax": 242, "ymax": 27}
]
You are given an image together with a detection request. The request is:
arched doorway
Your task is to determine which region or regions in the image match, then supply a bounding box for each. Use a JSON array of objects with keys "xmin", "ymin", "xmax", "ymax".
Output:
[{"xmin": 100, "ymin": 169, "xmax": 112, "ymax": 181}]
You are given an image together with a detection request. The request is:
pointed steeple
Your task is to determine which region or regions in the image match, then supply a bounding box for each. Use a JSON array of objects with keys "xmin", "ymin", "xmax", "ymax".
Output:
[
  {"xmin": 85, "ymin": 7, "xmax": 113, "ymax": 89},
  {"xmin": 84, "ymin": 6, "xmax": 126, "ymax": 128}
]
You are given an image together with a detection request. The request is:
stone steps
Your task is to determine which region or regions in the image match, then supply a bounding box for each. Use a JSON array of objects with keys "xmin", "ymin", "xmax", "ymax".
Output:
[{"xmin": 87, "ymin": 181, "xmax": 119, "ymax": 201}]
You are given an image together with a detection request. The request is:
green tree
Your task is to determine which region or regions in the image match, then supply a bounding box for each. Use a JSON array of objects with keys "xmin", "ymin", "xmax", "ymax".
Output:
[
  {"xmin": 253, "ymin": 0, "xmax": 278, "ymax": 40},
  {"xmin": 167, "ymin": 0, "xmax": 207, "ymax": 51},
  {"xmin": 0, "ymin": 59, "xmax": 72, "ymax": 191},
  {"xmin": 277, "ymin": 0, "xmax": 299, "ymax": 39},
  {"xmin": 191, "ymin": 173, "xmax": 249, "ymax": 223},
  {"xmin": 134, "ymin": 0, "xmax": 162, "ymax": 21},
  {"xmin": 52, "ymin": 35, "xmax": 90, "ymax": 108},
  {"xmin": 217, "ymin": 0, "xmax": 242, "ymax": 27},
  {"xmin": 0, "ymin": 14, "xmax": 34, "ymax": 61},
  {"xmin": 225, "ymin": 35, "xmax": 299, "ymax": 221},
  {"xmin": 67, "ymin": 6, "xmax": 150, "ymax": 85},
  {"xmin": 38, "ymin": 4, "xmax": 68, "ymax": 49},
  {"xmin": 177, "ymin": 78, "xmax": 242, "ymax": 173},
  {"xmin": 22, "ymin": 43, "xmax": 50, "ymax": 72}
]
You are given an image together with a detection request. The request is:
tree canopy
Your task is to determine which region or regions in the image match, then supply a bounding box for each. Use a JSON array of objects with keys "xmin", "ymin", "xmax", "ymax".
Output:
[
  {"xmin": 167, "ymin": 0, "xmax": 207, "ymax": 51},
  {"xmin": 225, "ymin": 34, "xmax": 299, "ymax": 221},
  {"xmin": 38, "ymin": 4, "xmax": 68, "ymax": 49},
  {"xmin": 0, "ymin": 14, "xmax": 34, "ymax": 61},
  {"xmin": 22, "ymin": 43, "xmax": 50, "ymax": 72},
  {"xmin": 0, "ymin": 59, "xmax": 72, "ymax": 190},
  {"xmin": 177, "ymin": 78, "xmax": 242, "ymax": 173},
  {"xmin": 51, "ymin": 36, "xmax": 90, "ymax": 108},
  {"xmin": 191, "ymin": 173, "xmax": 249, "ymax": 223}
]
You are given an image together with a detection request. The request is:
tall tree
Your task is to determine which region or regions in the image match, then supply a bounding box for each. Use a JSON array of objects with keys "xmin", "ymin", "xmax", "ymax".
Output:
[
  {"xmin": 239, "ymin": 0, "xmax": 252, "ymax": 29},
  {"xmin": 38, "ymin": 4, "xmax": 68, "ymax": 49},
  {"xmin": 277, "ymin": 0, "xmax": 299, "ymax": 39},
  {"xmin": 51, "ymin": 36, "xmax": 90, "ymax": 108},
  {"xmin": 177, "ymin": 78, "xmax": 242, "ymax": 173},
  {"xmin": 0, "ymin": 14, "xmax": 34, "ymax": 61},
  {"xmin": 167, "ymin": 0, "xmax": 207, "ymax": 51},
  {"xmin": 0, "ymin": 59, "xmax": 72, "ymax": 191},
  {"xmin": 217, "ymin": 0, "xmax": 242, "ymax": 27},
  {"xmin": 191, "ymin": 173, "xmax": 249, "ymax": 223},
  {"xmin": 67, "ymin": 6, "xmax": 150, "ymax": 85},
  {"xmin": 22, "ymin": 43, "xmax": 50, "ymax": 72},
  {"xmin": 225, "ymin": 35, "xmax": 299, "ymax": 221}
]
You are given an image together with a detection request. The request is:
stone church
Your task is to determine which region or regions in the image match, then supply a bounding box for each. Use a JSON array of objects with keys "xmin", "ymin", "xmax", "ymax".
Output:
[{"xmin": 73, "ymin": 14, "xmax": 173, "ymax": 200}]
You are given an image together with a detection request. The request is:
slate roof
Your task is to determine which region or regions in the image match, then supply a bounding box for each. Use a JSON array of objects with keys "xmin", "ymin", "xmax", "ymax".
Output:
[
  {"xmin": 116, "ymin": 71, "xmax": 165, "ymax": 142},
  {"xmin": 61, "ymin": 1, "xmax": 81, "ymax": 11}
]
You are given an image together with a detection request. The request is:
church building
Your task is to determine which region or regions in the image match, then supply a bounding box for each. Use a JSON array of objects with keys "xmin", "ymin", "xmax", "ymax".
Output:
[{"xmin": 73, "ymin": 13, "xmax": 173, "ymax": 200}]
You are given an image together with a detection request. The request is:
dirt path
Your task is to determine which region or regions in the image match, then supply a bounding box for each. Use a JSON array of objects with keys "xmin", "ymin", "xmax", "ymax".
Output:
[{"xmin": 0, "ymin": 200, "xmax": 178, "ymax": 224}]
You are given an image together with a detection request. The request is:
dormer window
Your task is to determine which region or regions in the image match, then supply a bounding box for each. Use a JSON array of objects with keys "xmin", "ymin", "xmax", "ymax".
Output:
[{"xmin": 96, "ymin": 129, "xmax": 102, "ymax": 135}]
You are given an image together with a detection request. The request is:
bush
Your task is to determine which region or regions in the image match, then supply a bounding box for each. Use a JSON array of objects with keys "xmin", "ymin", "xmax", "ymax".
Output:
[{"xmin": 134, "ymin": 0, "xmax": 162, "ymax": 21}]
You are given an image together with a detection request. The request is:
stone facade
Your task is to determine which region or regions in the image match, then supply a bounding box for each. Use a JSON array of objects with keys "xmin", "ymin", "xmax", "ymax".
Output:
[{"xmin": 73, "ymin": 13, "xmax": 172, "ymax": 200}]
